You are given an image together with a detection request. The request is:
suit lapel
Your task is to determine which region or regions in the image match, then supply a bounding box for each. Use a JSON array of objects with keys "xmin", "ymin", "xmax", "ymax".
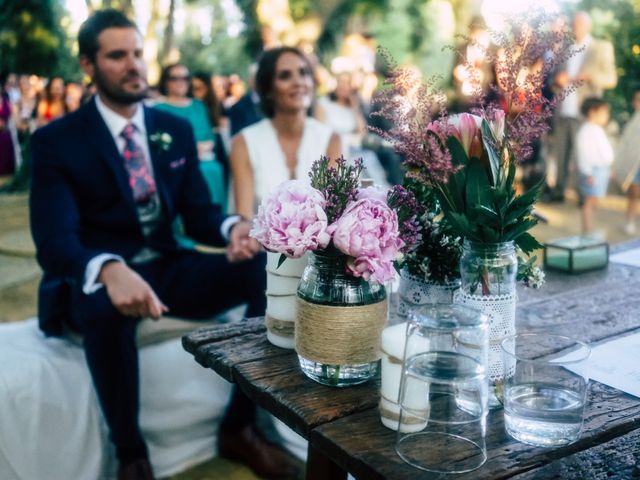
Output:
[{"xmin": 84, "ymin": 99, "xmax": 137, "ymax": 212}]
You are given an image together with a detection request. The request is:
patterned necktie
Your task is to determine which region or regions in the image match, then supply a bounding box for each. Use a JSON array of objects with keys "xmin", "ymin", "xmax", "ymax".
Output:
[{"xmin": 121, "ymin": 123, "xmax": 156, "ymax": 204}]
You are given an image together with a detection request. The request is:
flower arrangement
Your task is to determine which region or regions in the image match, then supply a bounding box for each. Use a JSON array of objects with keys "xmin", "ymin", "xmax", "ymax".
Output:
[
  {"xmin": 372, "ymin": 11, "xmax": 572, "ymax": 288},
  {"xmin": 251, "ymin": 156, "xmax": 419, "ymax": 284}
]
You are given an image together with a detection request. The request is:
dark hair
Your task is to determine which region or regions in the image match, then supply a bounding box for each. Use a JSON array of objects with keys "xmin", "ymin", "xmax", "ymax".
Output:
[
  {"xmin": 158, "ymin": 63, "xmax": 191, "ymax": 97},
  {"xmin": 580, "ymin": 96, "xmax": 608, "ymax": 117},
  {"xmin": 44, "ymin": 77, "xmax": 65, "ymax": 103},
  {"xmin": 255, "ymin": 46, "xmax": 314, "ymax": 118},
  {"xmin": 78, "ymin": 9, "xmax": 137, "ymax": 62},
  {"xmin": 192, "ymin": 71, "xmax": 222, "ymax": 128}
]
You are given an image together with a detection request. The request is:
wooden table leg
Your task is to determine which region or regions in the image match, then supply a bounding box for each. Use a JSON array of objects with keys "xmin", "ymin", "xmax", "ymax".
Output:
[{"xmin": 306, "ymin": 444, "xmax": 348, "ymax": 480}]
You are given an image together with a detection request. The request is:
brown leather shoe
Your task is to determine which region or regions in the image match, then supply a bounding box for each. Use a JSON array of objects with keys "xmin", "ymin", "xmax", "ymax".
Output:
[
  {"xmin": 117, "ymin": 458, "xmax": 155, "ymax": 480},
  {"xmin": 218, "ymin": 425, "xmax": 300, "ymax": 479}
]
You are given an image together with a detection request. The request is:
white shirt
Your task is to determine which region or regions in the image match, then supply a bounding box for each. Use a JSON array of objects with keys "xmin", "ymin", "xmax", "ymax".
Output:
[
  {"xmin": 575, "ymin": 121, "xmax": 614, "ymax": 175},
  {"xmin": 84, "ymin": 96, "xmax": 239, "ymax": 294},
  {"xmin": 559, "ymin": 35, "xmax": 592, "ymax": 118}
]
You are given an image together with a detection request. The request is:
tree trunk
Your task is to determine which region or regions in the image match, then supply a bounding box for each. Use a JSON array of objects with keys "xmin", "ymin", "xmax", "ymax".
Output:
[
  {"xmin": 160, "ymin": 0, "xmax": 176, "ymax": 65},
  {"xmin": 144, "ymin": 0, "xmax": 162, "ymax": 85}
]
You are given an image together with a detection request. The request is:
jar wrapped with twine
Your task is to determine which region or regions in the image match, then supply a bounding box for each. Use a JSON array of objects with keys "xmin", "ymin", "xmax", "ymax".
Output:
[{"xmin": 296, "ymin": 250, "xmax": 387, "ymax": 387}]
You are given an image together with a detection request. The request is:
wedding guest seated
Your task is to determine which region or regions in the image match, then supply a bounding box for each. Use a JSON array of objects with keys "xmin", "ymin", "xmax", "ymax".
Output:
[
  {"xmin": 190, "ymin": 71, "xmax": 230, "ymax": 194},
  {"xmin": 154, "ymin": 64, "xmax": 227, "ymax": 210}
]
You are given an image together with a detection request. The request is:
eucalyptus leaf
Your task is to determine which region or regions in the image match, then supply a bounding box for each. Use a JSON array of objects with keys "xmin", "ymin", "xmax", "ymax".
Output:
[
  {"xmin": 481, "ymin": 120, "xmax": 500, "ymax": 185},
  {"xmin": 515, "ymin": 232, "xmax": 543, "ymax": 254},
  {"xmin": 474, "ymin": 205, "xmax": 502, "ymax": 228},
  {"xmin": 503, "ymin": 218, "xmax": 538, "ymax": 242},
  {"xmin": 465, "ymin": 158, "xmax": 493, "ymax": 218},
  {"xmin": 509, "ymin": 183, "xmax": 542, "ymax": 212},
  {"xmin": 277, "ymin": 254, "xmax": 287, "ymax": 269},
  {"xmin": 448, "ymin": 211, "xmax": 479, "ymax": 240},
  {"xmin": 505, "ymin": 159, "xmax": 516, "ymax": 190},
  {"xmin": 444, "ymin": 137, "xmax": 469, "ymax": 212}
]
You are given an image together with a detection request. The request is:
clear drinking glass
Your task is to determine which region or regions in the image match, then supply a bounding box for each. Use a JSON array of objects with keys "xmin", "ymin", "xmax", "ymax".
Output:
[
  {"xmin": 501, "ymin": 333, "xmax": 591, "ymax": 447},
  {"xmin": 395, "ymin": 304, "xmax": 489, "ymax": 474}
]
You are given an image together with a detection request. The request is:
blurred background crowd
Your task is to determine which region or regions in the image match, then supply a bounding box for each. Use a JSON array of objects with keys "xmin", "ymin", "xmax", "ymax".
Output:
[{"xmin": 2, "ymin": 0, "xmax": 640, "ymax": 233}]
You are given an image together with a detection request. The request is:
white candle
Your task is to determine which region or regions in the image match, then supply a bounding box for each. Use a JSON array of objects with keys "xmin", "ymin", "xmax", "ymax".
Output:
[
  {"xmin": 380, "ymin": 322, "xmax": 429, "ymax": 432},
  {"xmin": 265, "ymin": 253, "xmax": 310, "ymax": 349}
]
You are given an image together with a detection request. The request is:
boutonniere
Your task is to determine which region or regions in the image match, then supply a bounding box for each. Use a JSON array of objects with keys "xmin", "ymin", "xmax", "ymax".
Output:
[{"xmin": 149, "ymin": 131, "xmax": 172, "ymax": 151}]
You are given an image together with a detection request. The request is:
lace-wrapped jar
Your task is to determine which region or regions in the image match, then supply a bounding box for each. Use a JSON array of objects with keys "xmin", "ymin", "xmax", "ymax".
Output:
[
  {"xmin": 397, "ymin": 268, "xmax": 460, "ymax": 317},
  {"xmin": 454, "ymin": 240, "xmax": 517, "ymax": 408},
  {"xmin": 296, "ymin": 251, "xmax": 388, "ymax": 387}
]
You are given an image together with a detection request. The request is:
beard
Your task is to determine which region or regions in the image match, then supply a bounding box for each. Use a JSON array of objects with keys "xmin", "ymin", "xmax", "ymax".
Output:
[{"xmin": 93, "ymin": 67, "xmax": 148, "ymax": 105}]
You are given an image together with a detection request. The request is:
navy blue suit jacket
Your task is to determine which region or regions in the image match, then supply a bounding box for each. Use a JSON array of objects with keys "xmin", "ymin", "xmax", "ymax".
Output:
[
  {"xmin": 227, "ymin": 93, "xmax": 263, "ymax": 137},
  {"xmin": 30, "ymin": 98, "xmax": 229, "ymax": 335}
]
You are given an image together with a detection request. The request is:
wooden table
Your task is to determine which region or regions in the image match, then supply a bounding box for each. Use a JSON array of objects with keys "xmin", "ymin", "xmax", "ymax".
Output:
[{"xmin": 183, "ymin": 241, "xmax": 640, "ymax": 479}]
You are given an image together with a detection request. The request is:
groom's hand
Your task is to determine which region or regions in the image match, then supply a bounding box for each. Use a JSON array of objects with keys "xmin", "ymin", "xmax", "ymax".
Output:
[
  {"xmin": 227, "ymin": 220, "xmax": 261, "ymax": 263},
  {"xmin": 98, "ymin": 262, "xmax": 168, "ymax": 320}
]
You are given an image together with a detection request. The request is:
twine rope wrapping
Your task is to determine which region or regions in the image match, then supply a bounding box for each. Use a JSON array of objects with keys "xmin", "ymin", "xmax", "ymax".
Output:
[
  {"xmin": 265, "ymin": 315, "xmax": 295, "ymax": 338},
  {"xmin": 296, "ymin": 297, "xmax": 388, "ymax": 365}
]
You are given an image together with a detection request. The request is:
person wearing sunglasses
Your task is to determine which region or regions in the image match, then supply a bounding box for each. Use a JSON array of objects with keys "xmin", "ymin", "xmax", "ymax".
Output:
[{"xmin": 155, "ymin": 64, "xmax": 227, "ymax": 211}]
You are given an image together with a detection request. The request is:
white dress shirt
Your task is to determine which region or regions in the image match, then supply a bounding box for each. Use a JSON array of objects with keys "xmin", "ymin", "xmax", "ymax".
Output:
[{"xmin": 575, "ymin": 121, "xmax": 614, "ymax": 175}]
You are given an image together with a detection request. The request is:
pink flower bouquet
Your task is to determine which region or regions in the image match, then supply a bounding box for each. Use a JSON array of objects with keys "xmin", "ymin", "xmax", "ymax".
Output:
[{"xmin": 251, "ymin": 157, "xmax": 419, "ymax": 284}]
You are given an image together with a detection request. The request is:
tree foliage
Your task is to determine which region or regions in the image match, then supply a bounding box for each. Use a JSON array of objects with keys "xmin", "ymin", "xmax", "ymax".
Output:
[
  {"xmin": 573, "ymin": 0, "xmax": 640, "ymax": 120},
  {"xmin": 177, "ymin": 0, "xmax": 253, "ymax": 77},
  {"xmin": 0, "ymin": 0, "xmax": 78, "ymax": 78}
]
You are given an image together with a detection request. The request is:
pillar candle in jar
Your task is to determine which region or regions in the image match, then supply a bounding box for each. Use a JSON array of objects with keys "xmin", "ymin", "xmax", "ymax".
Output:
[
  {"xmin": 380, "ymin": 322, "xmax": 429, "ymax": 432},
  {"xmin": 265, "ymin": 252, "xmax": 309, "ymax": 349}
]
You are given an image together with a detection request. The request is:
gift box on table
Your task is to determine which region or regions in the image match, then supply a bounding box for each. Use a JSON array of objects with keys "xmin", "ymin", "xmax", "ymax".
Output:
[{"xmin": 544, "ymin": 235, "xmax": 609, "ymax": 273}]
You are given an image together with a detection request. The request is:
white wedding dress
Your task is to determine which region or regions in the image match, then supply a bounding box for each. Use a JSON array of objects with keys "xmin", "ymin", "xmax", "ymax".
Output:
[{"xmin": 241, "ymin": 117, "xmax": 333, "ymax": 209}]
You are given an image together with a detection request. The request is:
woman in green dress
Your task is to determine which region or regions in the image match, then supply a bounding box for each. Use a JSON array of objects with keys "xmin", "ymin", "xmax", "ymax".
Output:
[{"xmin": 155, "ymin": 64, "xmax": 227, "ymax": 211}]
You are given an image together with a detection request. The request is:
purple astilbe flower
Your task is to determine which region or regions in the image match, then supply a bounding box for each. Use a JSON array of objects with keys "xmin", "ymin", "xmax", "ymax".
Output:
[
  {"xmin": 386, "ymin": 184, "xmax": 421, "ymax": 253},
  {"xmin": 370, "ymin": 53, "xmax": 459, "ymax": 186},
  {"xmin": 467, "ymin": 9, "xmax": 575, "ymax": 162},
  {"xmin": 309, "ymin": 156, "xmax": 362, "ymax": 224}
]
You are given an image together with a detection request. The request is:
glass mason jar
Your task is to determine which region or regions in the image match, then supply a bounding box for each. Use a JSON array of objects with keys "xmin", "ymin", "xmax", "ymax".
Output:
[
  {"xmin": 457, "ymin": 240, "xmax": 517, "ymax": 409},
  {"xmin": 459, "ymin": 241, "xmax": 517, "ymax": 296},
  {"xmin": 296, "ymin": 250, "xmax": 387, "ymax": 387}
]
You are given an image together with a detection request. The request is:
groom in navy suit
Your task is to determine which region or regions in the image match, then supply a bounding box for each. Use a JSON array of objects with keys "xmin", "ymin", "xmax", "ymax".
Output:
[{"xmin": 30, "ymin": 10, "xmax": 297, "ymax": 480}]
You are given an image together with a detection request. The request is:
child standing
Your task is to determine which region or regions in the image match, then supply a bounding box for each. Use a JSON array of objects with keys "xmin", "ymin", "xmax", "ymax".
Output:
[{"xmin": 575, "ymin": 97, "xmax": 614, "ymax": 234}]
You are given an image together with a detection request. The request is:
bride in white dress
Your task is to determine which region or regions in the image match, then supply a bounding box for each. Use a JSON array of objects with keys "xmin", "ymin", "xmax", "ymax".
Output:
[{"xmin": 230, "ymin": 46, "xmax": 341, "ymax": 219}]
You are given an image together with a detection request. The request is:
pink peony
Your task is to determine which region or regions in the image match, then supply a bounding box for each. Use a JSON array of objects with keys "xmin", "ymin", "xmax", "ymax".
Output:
[
  {"xmin": 250, "ymin": 180, "xmax": 331, "ymax": 258},
  {"xmin": 329, "ymin": 198, "xmax": 404, "ymax": 283}
]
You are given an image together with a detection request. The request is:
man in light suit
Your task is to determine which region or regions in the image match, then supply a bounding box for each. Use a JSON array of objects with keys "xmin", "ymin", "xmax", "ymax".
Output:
[
  {"xmin": 548, "ymin": 11, "xmax": 617, "ymax": 202},
  {"xmin": 30, "ymin": 10, "xmax": 297, "ymax": 480}
]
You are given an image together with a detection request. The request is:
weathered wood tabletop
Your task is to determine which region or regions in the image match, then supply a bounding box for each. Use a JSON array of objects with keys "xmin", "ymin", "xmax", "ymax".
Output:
[{"xmin": 183, "ymin": 240, "xmax": 640, "ymax": 479}]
